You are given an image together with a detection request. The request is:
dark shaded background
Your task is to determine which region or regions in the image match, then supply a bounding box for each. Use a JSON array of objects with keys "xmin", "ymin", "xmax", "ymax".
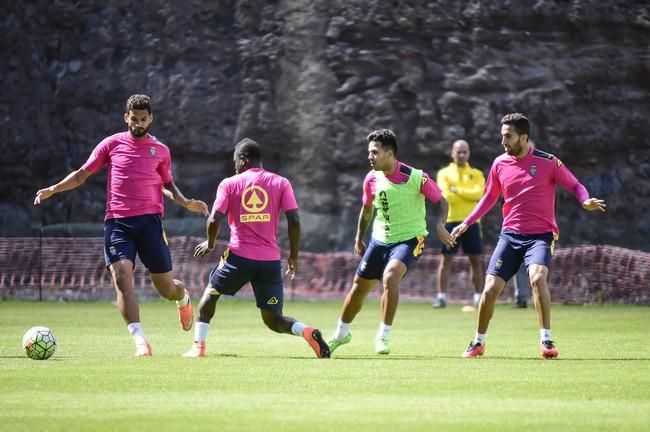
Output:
[{"xmin": 1, "ymin": 0, "xmax": 649, "ymax": 251}]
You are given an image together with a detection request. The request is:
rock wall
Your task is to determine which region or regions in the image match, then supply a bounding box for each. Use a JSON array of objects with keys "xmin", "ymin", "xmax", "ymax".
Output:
[{"xmin": 2, "ymin": 0, "xmax": 649, "ymax": 251}]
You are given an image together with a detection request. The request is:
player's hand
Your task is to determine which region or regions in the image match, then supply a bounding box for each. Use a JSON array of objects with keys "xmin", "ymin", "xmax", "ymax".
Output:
[
  {"xmin": 436, "ymin": 224, "xmax": 455, "ymax": 248},
  {"xmin": 450, "ymin": 222, "xmax": 468, "ymax": 242},
  {"xmin": 582, "ymin": 198, "xmax": 606, "ymax": 212},
  {"xmin": 186, "ymin": 199, "xmax": 209, "ymax": 216},
  {"xmin": 286, "ymin": 256, "xmax": 298, "ymax": 280},
  {"xmin": 34, "ymin": 187, "xmax": 55, "ymax": 205},
  {"xmin": 354, "ymin": 239, "xmax": 366, "ymax": 256},
  {"xmin": 194, "ymin": 240, "xmax": 214, "ymax": 258}
]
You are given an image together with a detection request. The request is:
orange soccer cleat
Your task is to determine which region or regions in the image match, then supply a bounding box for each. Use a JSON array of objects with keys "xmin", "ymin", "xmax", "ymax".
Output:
[
  {"xmin": 177, "ymin": 289, "xmax": 194, "ymax": 331},
  {"xmin": 541, "ymin": 340, "xmax": 558, "ymax": 359},
  {"xmin": 134, "ymin": 342, "xmax": 152, "ymax": 357},
  {"xmin": 461, "ymin": 340, "xmax": 485, "ymax": 358},
  {"xmin": 183, "ymin": 341, "xmax": 206, "ymax": 358},
  {"xmin": 303, "ymin": 327, "xmax": 331, "ymax": 359}
]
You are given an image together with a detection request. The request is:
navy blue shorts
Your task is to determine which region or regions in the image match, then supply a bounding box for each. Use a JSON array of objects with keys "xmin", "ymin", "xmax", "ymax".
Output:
[
  {"xmin": 208, "ymin": 249, "xmax": 283, "ymax": 312},
  {"xmin": 357, "ymin": 236, "xmax": 425, "ymax": 280},
  {"xmin": 104, "ymin": 214, "xmax": 172, "ymax": 273},
  {"xmin": 441, "ymin": 222, "xmax": 482, "ymax": 255},
  {"xmin": 486, "ymin": 231, "xmax": 556, "ymax": 282}
]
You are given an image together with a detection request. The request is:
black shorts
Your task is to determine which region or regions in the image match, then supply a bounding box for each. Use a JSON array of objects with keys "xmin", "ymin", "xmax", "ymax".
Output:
[
  {"xmin": 487, "ymin": 231, "xmax": 556, "ymax": 282},
  {"xmin": 356, "ymin": 236, "xmax": 425, "ymax": 280},
  {"xmin": 209, "ymin": 249, "xmax": 284, "ymax": 312},
  {"xmin": 441, "ymin": 222, "xmax": 482, "ymax": 255},
  {"xmin": 103, "ymin": 214, "xmax": 172, "ymax": 273}
]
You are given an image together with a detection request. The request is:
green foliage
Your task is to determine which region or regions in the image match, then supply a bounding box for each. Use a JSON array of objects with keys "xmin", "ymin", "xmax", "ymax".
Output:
[{"xmin": 0, "ymin": 301, "xmax": 649, "ymax": 431}]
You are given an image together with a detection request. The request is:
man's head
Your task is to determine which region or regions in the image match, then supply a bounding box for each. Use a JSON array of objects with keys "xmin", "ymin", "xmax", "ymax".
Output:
[
  {"xmin": 367, "ymin": 128, "xmax": 398, "ymax": 172},
  {"xmin": 451, "ymin": 139, "xmax": 470, "ymax": 166},
  {"xmin": 233, "ymin": 138, "xmax": 262, "ymax": 174},
  {"xmin": 500, "ymin": 113, "xmax": 530, "ymax": 157},
  {"xmin": 124, "ymin": 94, "xmax": 153, "ymax": 138}
]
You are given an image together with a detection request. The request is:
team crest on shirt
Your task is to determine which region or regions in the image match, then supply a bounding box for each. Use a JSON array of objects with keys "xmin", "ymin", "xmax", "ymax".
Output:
[
  {"xmin": 149, "ymin": 146, "xmax": 156, "ymax": 156},
  {"xmin": 240, "ymin": 185, "xmax": 270, "ymax": 223},
  {"xmin": 529, "ymin": 165, "xmax": 537, "ymax": 177}
]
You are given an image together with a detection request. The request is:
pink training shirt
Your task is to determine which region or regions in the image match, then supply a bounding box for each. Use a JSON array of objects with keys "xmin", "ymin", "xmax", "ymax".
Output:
[
  {"xmin": 464, "ymin": 147, "xmax": 589, "ymax": 235},
  {"xmin": 212, "ymin": 167, "xmax": 298, "ymax": 261},
  {"xmin": 362, "ymin": 161, "xmax": 442, "ymax": 205},
  {"xmin": 82, "ymin": 132, "xmax": 173, "ymax": 221}
]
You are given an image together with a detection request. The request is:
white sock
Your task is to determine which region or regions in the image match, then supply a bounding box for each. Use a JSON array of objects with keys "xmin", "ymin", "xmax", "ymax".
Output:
[
  {"xmin": 474, "ymin": 332, "xmax": 486, "ymax": 345},
  {"xmin": 473, "ymin": 292, "xmax": 481, "ymax": 304},
  {"xmin": 540, "ymin": 329, "xmax": 552, "ymax": 342},
  {"xmin": 333, "ymin": 319, "xmax": 350, "ymax": 340},
  {"xmin": 377, "ymin": 322, "xmax": 391, "ymax": 340},
  {"xmin": 195, "ymin": 322, "xmax": 210, "ymax": 342},
  {"xmin": 127, "ymin": 322, "xmax": 147, "ymax": 345},
  {"xmin": 438, "ymin": 292, "xmax": 447, "ymax": 300},
  {"xmin": 291, "ymin": 321, "xmax": 306, "ymax": 336},
  {"xmin": 176, "ymin": 291, "xmax": 190, "ymax": 308}
]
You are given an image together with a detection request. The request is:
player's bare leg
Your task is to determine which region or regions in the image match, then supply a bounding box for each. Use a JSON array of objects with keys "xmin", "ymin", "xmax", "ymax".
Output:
[
  {"xmin": 468, "ymin": 254, "xmax": 484, "ymax": 306},
  {"xmin": 110, "ymin": 259, "xmax": 150, "ymax": 356},
  {"xmin": 110, "ymin": 259, "xmax": 138, "ymax": 324},
  {"xmin": 150, "ymin": 271, "xmax": 193, "ymax": 331},
  {"xmin": 327, "ymin": 275, "xmax": 376, "ymax": 354},
  {"xmin": 340, "ymin": 275, "xmax": 376, "ymax": 323},
  {"xmin": 434, "ymin": 255, "xmax": 452, "ymax": 308},
  {"xmin": 462, "ymin": 274, "xmax": 506, "ymax": 358},
  {"xmin": 375, "ymin": 260, "xmax": 407, "ymax": 354},
  {"xmin": 184, "ymin": 287, "xmax": 220, "ymax": 358},
  {"xmin": 259, "ymin": 309, "xmax": 329, "ymax": 358},
  {"xmin": 529, "ymin": 264, "xmax": 558, "ymax": 358}
]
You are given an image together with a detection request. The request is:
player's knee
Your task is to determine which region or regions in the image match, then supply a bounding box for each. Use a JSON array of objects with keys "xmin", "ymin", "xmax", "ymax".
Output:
[
  {"xmin": 482, "ymin": 284, "xmax": 500, "ymax": 302},
  {"xmin": 261, "ymin": 312, "xmax": 283, "ymax": 332},
  {"xmin": 529, "ymin": 272, "xmax": 547, "ymax": 290}
]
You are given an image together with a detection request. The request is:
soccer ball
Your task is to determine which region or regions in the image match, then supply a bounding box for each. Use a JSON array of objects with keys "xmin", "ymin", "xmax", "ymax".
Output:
[{"xmin": 22, "ymin": 326, "xmax": 57, "ymax": 360}]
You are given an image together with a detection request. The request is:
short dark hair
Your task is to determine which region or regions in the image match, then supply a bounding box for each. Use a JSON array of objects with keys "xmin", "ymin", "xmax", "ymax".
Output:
[
  {"xmin": 501, "ymin": 113, "xmax": 529, "ymax": 136},
  {"xmin": 125, "ymin": 94, "xmax": 152, "ymax": 114},
  {"xmin": 234, "ymin": 138, "xmax": 262, "ymax": 162},
  {"xmin": 367, "ymin": 128, "xmax": 398, "ymax": 155}
]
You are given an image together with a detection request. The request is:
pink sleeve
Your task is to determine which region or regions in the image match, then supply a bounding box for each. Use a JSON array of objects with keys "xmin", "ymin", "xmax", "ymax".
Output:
[
  {"xmin": 420, "ymin": 172, "xmax": 442, "ymax": 203},
  {"xmin": 157, "ymin": 149, "xmax": 173, "ymax": 184},
  {"xmin": 362, "ymin": 172, "xmax": 375, "ymax": 206},
  {"xmin": 464, "ymin": 162, "xmax": 502, "ymax": 226},
  {"xmin": 81, "ymin": 138, "xmax": 111, "ymax": 173},
  {"xmin": 555, "ymin": 159, "xmax": 589, "ymax": 203},
  {"xmin": 280, "ymin": 179, "xmax": 298, "ymax": 212},
  {"xmin": 212, "ymin": 180, "xmax": 230, "ymax": 214}
]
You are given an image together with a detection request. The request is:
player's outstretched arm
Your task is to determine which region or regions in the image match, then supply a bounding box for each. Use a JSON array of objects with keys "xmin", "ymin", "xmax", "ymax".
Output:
[
  {"xmin": 194, "ymin": 209, "xmax": 225, "ymax": 258},
  {"xmin": 34, "ymin": 168, "xmax": 92, "ymax": 205},
  {"xmin": 285, "ymin": 209, "xmax": 301, "ymax": 280},
  {"xmin": 582, "ymin": 197, "xmax": 606, "ymax": 212},
  {"xmin": 163, "ymin": 181, "xmax": 209, "ymax": 216}
]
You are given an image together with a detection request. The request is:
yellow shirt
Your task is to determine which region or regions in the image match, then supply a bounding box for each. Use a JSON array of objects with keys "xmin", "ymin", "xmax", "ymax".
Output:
[{"xmin": 436, "ymin": 162, "xmax": 485, "ymax": 223}]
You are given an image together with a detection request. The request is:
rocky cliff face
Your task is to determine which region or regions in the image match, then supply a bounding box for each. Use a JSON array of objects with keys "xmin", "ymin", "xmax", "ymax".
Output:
[{"xmin": 2, "ymin": 0, "xmax": 649, "ymax": 251}]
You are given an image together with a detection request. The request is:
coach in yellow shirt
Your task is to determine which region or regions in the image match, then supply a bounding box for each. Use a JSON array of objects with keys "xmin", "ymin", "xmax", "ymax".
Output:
[{"xmin": 433, "ymin": 140, "xmax": 485, "ymax": 308}]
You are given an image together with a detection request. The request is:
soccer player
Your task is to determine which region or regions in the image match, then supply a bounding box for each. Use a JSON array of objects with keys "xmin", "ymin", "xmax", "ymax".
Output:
[
  {"xmin": 34, "ymin": 94, "xmax": 209, "ymax": 357},
  {"xmin": 183, "ymin": 138, "xmax": 330, "ymax": 359},
  {"xmin": 451, "ymin": 113, "xmax": 606, "ymax": 359},
  {"xmin": 327, "ymin": 128, "xmax": 454, "ymax": 355},
  {"xmin": 433, "ymin": 139, "xmax": 485, "ymax": 309}
]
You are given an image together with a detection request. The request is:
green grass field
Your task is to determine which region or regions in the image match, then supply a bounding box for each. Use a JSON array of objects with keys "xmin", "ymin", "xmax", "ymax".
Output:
[{"xmin": 0, "ymin": 300, "xmax": 648, "ymax": 431}]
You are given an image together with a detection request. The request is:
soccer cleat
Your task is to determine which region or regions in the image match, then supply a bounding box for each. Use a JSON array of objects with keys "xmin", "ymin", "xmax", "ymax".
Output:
[
  {"xmin": 177, "ymin": 289, "xmax": 194, "ymax": 331},
  {"xmin": 513, "ymin": 300, "xmax": 528, "ymax": 309},
  {"xmin": 327, "ymin": 333, "xmax": 352, "ymax": 354},
  {"xmin": 432, "ymin": 298, "xmax": 446, "ymax": 308},
  {"xmin": 541, "ymin": 340, "xmax": 558, "ymax": 359},
  {"xmin": 134, "ymin": 342, "xmax": 152, "ymax": 357},
  {"xmin": 375, "ymin": 337, "xmax": 391, "ymax": 355},
  {"xmin": 183, "ymin": 341, "xmax": 206, "ymax": 358},
  {"xmin": 303, "ymin": 327, "xmax": 330, "ymax": 358},
  {"xmin": 461, "ymin": 340, "xmax": 485, "ymax": 358}
]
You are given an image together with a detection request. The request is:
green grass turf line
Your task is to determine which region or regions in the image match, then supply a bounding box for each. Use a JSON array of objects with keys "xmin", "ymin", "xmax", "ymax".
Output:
[{"xmin": 0, "ymin": 301, "xmax": 648, "ymax": 431}]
